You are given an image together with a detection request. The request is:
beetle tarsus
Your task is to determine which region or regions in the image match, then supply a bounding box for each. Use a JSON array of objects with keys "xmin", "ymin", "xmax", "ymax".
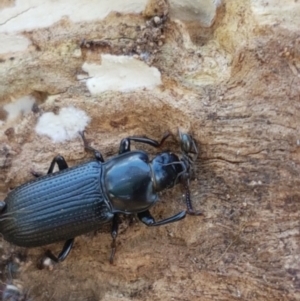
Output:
[
  {"xmin": 30, "ymin": 169, "xmax": 44, "ymax": 178},
  {"xmin": 40, "ymin": 238, "xmax": 74, "ymax": 268},
  {"xmin": 79, "ymin": 131, "xmax": 104, "ymax": 162},
  {"xmin": 138, "ymin": 210, "xmax": 186, "ymax": 226},
  {"xmin": 137, "ymin": 210, "xmax": 155, "ymax": 225}
]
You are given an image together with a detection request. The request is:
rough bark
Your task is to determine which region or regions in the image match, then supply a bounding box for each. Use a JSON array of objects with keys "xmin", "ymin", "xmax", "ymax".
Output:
[{"xmin": 0, "ymin": 0, "xmax": 299, "ymax": 300}]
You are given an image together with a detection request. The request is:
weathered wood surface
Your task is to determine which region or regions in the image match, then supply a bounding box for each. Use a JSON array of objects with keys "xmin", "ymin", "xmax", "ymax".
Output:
[{"xmin": 0, "ymin": 0, "xmax": 299, "ymax": 300}]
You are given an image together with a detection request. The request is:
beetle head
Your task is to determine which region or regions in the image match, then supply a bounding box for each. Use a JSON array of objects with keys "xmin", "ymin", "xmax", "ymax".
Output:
[
  {"xmin": 151, "ymin": 152, "xmax": 183, "ymax": 192},
  {"xmin": 151, "ymin": 132, "xmax": 201, "ymax": 215},
  {"xmin": 151, "ymin": 132, "xmax": 198, "ymax": 192}
]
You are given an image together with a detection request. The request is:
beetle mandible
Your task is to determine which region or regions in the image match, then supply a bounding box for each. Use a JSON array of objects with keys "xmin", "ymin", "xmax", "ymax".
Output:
[{"xmin": 0, "ymin": 131, "xmax": 201, "ymax": 265}]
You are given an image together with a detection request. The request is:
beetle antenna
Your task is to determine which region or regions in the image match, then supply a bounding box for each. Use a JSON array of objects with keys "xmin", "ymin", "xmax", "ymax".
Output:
[{"xmin": 182, "ymin": 179, "xmax": 202, "ymax": 216}]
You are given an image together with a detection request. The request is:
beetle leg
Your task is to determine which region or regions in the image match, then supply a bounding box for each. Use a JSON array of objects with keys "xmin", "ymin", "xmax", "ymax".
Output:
[
  {"xmin": 79, "ymin": 131, "xmax": 104, "ymax": 162},
  {"xmin": 109, "ymin": 214, "xmax": 119, "ymax": 264},
  {"xmin": 43, "ymin": 238, "xmax": 74, "ymax": 265},
  {"xmin": 138, "ymin": 210, "xmax": 186, "ymax": 226},
  {"xmin": 0, "ymin": 201, "xmax": 6, "ymax": 213},
  {"xmin": 47, "ymin": 155, "xmax": 69, "ymax": 174},
  {"xmin": 119, "ymin": 132, "xmax": 171, "ymax": 154},
  {"xmin": 30, "ymin": 155, "xmax": 68, "ymax": 178}
]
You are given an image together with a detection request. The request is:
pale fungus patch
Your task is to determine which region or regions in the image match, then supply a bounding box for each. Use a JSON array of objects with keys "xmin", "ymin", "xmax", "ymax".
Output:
[
  {"xmin": 80, "ymin": 54, "xmax": 162, "ymax": 94},
  {"xmin": 3, "ymin": 95, "xmax": 35, "ymax": 121},
  {"xmin": 35, "ymin": 106, "xmax": 90, "ymax": 143}
]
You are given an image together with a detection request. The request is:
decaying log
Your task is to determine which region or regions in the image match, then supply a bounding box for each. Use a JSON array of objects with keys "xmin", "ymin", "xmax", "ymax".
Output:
[{"xmin": 0, "ymin": 0, "xmax": 299, "ymax": 300}]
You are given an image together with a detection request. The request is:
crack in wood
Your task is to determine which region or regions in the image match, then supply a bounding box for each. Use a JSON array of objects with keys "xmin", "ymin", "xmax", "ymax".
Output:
[{"xmin": 0, "ymin": 7, "xmax": 35, "ymax": 26}]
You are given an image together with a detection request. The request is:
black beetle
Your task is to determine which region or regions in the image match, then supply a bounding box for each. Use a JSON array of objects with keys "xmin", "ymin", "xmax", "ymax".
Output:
[{"xmin": 0, "ymin": 131, "xmax": 200, "ymax": 265}]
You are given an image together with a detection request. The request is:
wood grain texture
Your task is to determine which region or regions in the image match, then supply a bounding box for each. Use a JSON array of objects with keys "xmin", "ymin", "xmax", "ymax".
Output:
[{"xmin": 0, "ymin": 0, "xmax": 299, "ymax": 300}]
